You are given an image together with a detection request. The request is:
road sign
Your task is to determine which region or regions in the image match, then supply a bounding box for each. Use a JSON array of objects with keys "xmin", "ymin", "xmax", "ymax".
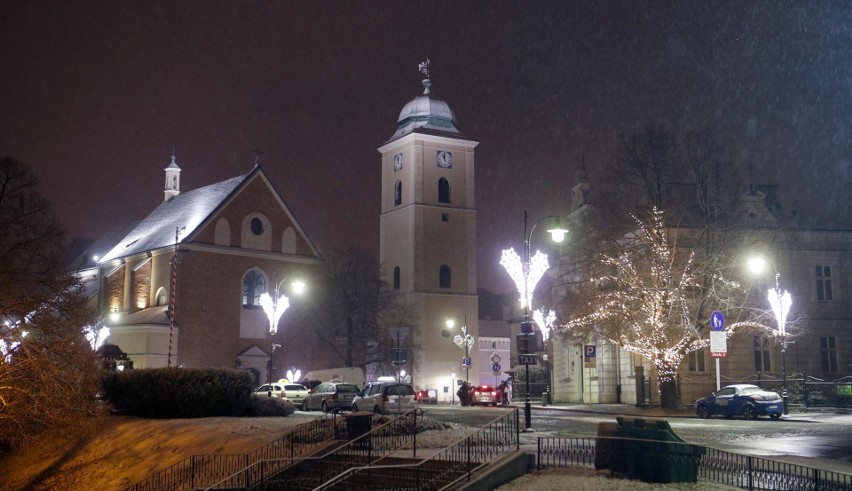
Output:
[
  {"xmin": 491, "ymin": 354, "xmax": 501, "ymax": 363},
  {"xmin": 492, "ymin": 363, "xmax": 501, "ymax": 372},
  {"xmin": 584, "ymin": 344, "xmax": 596, "ymax": 368},
  {"xmin": 518, "ymin": 354, "xmax": 537, "ymax": 365},
  {"xmin": 711, "ymin": 311, "xmax": 725, "ymax": 331},
  {"xmin": 462, "ymin": 356, "xmax": 471, "ymax": 367},
  {"xmin": 520, "ymin": 321, "xmax": 534, "ymax": 334},
  {"xmin": 710, "ymin": 330, "xmax": 727, "ymax": 357}
]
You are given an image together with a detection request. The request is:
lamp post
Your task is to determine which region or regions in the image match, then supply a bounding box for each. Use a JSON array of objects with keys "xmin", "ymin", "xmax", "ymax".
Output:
[
  {"xmin": 748, "ymin": 257, "xmax": 793, "ymax": 416},
  {"xmin": 500, "ymin": 210, "xmax": 567, "ymax": 430},
  {"xmin": 446, "ymin": 317, "xmax": 473, "ymax": 383},
  {"xmin": 260, "ymin": 277, "xmax": 306, "ymax": 384}
]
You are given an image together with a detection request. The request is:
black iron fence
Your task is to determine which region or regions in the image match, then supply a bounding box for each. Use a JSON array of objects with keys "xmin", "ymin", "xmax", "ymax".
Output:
[
  {"xmin": 124, "ymin": 413, "xmax": 339, "ymax": 491},
  {"xmin": 537, "ymin": 436, "xmax": 852, "ymax": 490},
  {"xmin": 208, "ymin": 408, "xmax": 423, "ymax": 490},
  {"xmin": 680, "ymin": 374, "xmax": 852, "ymax": 410},
  {"xmin": 315, "ymin": 408, "xmax": 520, "ymax": 490}
]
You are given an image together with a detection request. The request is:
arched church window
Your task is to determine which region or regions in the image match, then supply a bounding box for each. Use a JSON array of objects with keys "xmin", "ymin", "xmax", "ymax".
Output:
[
  {"xmin": 393, "ymin": 266, "xmax": 400, "ymax": 290},
  {"xmin": 439, "ymin": 265, "xmax": 451, "ymax": 288},
  {"xmin": 438, "ymin": 178, "xmax": 451, "ymax": 203},
  {"xmin": 394, "ymin": 180, "xmax": 402, "ymax": 206},
  {"xmin": 242, "ymin": 269, "xmax": 266, "ymax": 308}
]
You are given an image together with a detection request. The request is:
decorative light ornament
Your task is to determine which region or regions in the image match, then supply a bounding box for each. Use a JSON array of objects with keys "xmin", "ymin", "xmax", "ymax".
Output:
[
  {"xmin": 500, "ymin": 247, "xmax": 550, "ymax": 310},
  {"xmin": 768, "ymin": 287, "xmax": 792, "ymax": 337},
  {"xmin": 286, "ymin": 368, "xmax": 302, "ymax": 383},
  {"xmin": 260, "ymin": 292, "xmax": 290, "ymax": 335},
  {"xmin": 533, "ymin": 308, "xmax": 557, "ymax": 342},
  {"xmin": 85, "ymin": 325, "xmax": 111, "ymax": 351}
]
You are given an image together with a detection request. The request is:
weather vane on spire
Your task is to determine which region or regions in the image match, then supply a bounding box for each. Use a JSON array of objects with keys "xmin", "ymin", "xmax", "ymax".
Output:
[
  {"xmin": 418, "ymin": 59, "xmax": 431, "ymax": 79},
  {"xmin": 418, "ymin": 59, "xmax": 432, "ymax": 94}
]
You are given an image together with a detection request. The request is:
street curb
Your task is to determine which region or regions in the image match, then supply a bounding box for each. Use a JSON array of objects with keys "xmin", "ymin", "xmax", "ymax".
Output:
[{"xmin": 513, "ymin": 403, "xmax": 818, "ymax": 422}]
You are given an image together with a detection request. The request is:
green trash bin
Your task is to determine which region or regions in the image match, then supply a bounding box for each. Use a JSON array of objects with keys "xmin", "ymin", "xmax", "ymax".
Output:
[
  {"xmin": 613, "ymin": 417, "xmax": 704, "ymax": 483},
  {"xmin": 345, "ymin": 411, "xmax": 373, "ymax": 447}
]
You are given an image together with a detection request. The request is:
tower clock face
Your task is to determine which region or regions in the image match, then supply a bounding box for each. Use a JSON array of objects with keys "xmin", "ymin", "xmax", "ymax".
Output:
[
  {"xmin": 437, "ymin": 150, "xmax": 453, "ymax": 168},
  {"xmin": 394, "ymin": 153, "xmax": 403, "ymax": 171}
]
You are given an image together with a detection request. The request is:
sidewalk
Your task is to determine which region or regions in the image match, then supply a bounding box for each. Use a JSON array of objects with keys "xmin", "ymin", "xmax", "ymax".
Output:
[{"xmin": 514, "ymin": 401, "xmax": 852, "ymax": 423}]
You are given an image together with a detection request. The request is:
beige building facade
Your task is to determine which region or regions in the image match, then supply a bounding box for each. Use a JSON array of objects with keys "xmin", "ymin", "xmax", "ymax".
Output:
[{"xmin": 378, "ymin": 70, "xmax": 480, "ymax": 395}]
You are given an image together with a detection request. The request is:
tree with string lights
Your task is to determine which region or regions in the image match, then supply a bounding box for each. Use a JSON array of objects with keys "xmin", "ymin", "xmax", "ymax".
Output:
[{"xmin": 554, "ymin": 207, "xmax": 772, "ymax": 408}]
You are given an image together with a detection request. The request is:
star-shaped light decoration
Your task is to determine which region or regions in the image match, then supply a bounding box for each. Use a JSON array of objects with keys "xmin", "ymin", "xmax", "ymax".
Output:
[
  {"xmin": 85, "ymin": 325, "xmax": 111, "ymax": 351},
  {"xmin": 533, "ymin": 308, "xmax": 557, "ymax": 342},
  {"xmin": 500, "ymin": 247, "xmax": 550, "ymax": 310}
]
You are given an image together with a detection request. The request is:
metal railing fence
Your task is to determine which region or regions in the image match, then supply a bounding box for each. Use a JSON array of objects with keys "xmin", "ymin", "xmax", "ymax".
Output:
[
  {"xmin": 537, "ymin": 436, "xmax": 852, "ymax": 491},
  {"xmin": 207, "ymin": 408, "xmax": 423, "ymax": 490},
  {"xmin": 315, "ymin": 408, "xmax": 520, "ymax": 490},
  {"xmin": 124, "ymin": 413, "xmax": 339, "ymax": 491}
]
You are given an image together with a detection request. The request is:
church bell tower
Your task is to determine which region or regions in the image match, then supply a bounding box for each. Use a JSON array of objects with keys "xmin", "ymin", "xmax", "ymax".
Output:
[{"xmin": 378, "ymin": 61, "xmax": 480, "ymax": 396}]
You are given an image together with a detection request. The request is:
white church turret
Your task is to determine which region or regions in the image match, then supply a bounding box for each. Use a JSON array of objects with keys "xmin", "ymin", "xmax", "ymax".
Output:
[{"xmin": 164, "ymin": 151, "xmax": 181, "ymax": 201}]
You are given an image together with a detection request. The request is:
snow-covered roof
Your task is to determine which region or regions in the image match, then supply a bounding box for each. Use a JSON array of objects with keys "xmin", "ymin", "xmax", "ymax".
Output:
[
  {"xmin": 100, "ymin": 174, "xmax": 246, "ymax": 262},
  {"xmin": 386, "ymin": 78, "xmax": 465, "ymax": 143}
]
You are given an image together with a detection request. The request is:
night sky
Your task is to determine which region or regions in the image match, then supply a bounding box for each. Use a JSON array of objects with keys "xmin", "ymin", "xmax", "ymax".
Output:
[{"xmin": 2, "ymin": 2, "xmax": 850, "ymax": 293}]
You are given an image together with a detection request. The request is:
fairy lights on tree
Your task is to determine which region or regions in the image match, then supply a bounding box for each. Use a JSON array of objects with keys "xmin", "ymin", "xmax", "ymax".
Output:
[{"xmin": 554, "ymin": 207, "xmax": 766, "ymax": 408}]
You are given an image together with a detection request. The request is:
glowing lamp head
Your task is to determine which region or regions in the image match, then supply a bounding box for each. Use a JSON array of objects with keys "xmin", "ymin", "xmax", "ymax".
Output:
[
  {"xmin": 446, "ymin": 318, "xmax": 456, "ymax": 329},
  {"xmin": 547, "ymin": 219, "xmax": 568, "ymax": 243},
  {"xmin": 747, "ymin": 256, "xmax": 768, "ymax": 276},
  {"xmin": 291, "ymin": 281, "xmax": 306, "ymax": 295}
]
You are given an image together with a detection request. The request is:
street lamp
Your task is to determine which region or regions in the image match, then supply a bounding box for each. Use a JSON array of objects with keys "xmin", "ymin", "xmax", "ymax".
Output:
[
  {"xmin": 748, "ymin": 256, "xmax": 793, "ymax": 416},
  {"xmin": 260, "ymin": 278, "xmax": 306, "ymax": 335},
  {"xmin": 446, "ymin": 317, "xmax": 473, "ymax": 383},
  {"xmin": 500, "ymin": 210, "xmax": 568, "ymax": 430},
  {"xmin": 260, "ymin": 277, "xmax": 306, "ymax": 384}
]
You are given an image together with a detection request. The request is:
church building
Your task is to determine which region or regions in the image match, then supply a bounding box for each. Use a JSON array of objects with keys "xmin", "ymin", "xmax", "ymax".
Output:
[{"xmin": 77, "ymin": 156, "xmax": 321, "ymax": 385}]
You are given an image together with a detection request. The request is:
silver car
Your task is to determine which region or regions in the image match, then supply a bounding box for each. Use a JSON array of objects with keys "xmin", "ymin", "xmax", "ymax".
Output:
[
  {"xmin": 301, "ymin": 381, "xmax": 360, "ymax": 412},
  {"xmin": 352, "ymin": 382, "xmax": 416, "ymax": 414}
]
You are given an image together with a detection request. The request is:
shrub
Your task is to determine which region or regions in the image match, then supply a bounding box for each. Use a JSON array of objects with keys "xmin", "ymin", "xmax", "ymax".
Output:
[
  {"xmin": 244, "ymin": 395, "xmax": 296, "ymax": 416},
  {"xmin": 100, "ymin": 367, "xmax": 254, "ymax": 418}
]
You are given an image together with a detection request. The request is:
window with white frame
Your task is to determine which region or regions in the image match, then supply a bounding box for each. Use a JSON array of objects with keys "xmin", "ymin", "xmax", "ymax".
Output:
[
  {"xmin": 821, "ymin": 336, "xmax": 838, "ymax": 373},
  {"xmin": 242, "ymin": 269, "xmax": 266, "ymax": 308},
  {"xmin": 687, "ymin": 349, "xmax": 705, "ymax": 372},
  {"xmin": 754, "ymin": 336, "xmax": 771, "ymax": 372},
  {"xmin": 815, "ymin": 265, "xmax": 833, "ymax": 301}
]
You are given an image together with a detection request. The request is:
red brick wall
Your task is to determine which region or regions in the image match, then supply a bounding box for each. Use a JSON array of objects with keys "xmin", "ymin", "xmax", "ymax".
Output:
[
  {"xmin": 133, "ymin": 260, "xmax": 152, "ymax": 310},
  {"xmin": 193, "ymin": 175, "xmax": 314, "ymax": 256},
  {"xmin": 106, "ymin": 267, "xmax": 125, "ymax": 313}
]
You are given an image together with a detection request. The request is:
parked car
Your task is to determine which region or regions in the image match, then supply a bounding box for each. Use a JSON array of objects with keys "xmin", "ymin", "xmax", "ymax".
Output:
[
  {"xmin": 470, "ymin": 384, "xmax": 501, "ymax": 406},
  {"xmin": 277, "ymin": 383, "xmax": 309, "ymax": 404},
  {"xmin": 415, "ymin": 389, "xmax": 437, "ymax": 404},
  {"xmin": 301, "ymin": 381, "xmax": 360, "ymax": 412},
  {"xmin": 254, "ymin": 384, "xmax": 286, "ymax": 399},
  {"xmin": 352, "ymin": 381, "xmax": 416, "ymax": 414},
  {"xmin": 299, "ymin": 379, "xmax": 322, "ymax": 393},
  {"xmin": 694, "ymin": 384, "xmax": 783, "ymax": 420}
]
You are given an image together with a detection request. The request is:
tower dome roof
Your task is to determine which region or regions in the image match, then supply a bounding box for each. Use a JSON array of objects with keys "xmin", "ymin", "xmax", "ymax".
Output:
[{"xmin": 387, "ymin": 66, "xmax": 464, "ymax": 143}]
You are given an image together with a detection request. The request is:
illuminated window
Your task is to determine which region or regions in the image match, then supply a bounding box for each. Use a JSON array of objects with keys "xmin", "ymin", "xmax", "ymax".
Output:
[
  {"xmin": 242, "ymin": 270, "xmax": 266, "ymax": 308},
  {"xmin": 438, "ymin": 178, "xmax": 450, "ymax": 203},
  {"xmin": 821, "ymin": 336, "xmax": 838, "ymax": 372},
  {"xmin": 753, "ymin": 336, "xmax": 771, "ymax": 372},
  {"xmin": 816, "ymin": 265, "xmax": 833, "ymax": 301},
  {"xmin": 439, "ymin": 265, "xmax": 451, "ymax": 288}
]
